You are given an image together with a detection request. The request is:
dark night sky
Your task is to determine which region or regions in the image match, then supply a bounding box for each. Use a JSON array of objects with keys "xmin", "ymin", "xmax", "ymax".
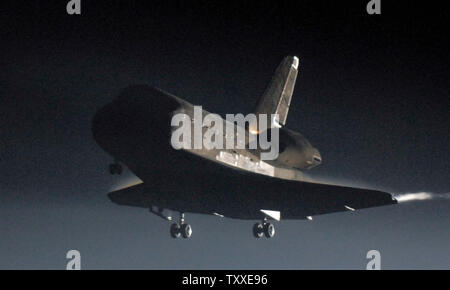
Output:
[{"xmin": 0, "ymin": 1, "xmax": 449, "ymax": 269}]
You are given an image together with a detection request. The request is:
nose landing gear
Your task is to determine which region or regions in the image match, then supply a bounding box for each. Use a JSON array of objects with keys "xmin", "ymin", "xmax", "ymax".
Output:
[
  {"xmin": 170, "ymin": 213, "xmax": 192, "ymax": 239},
  {"xmin": 253, "ymin": 218, "xmax": 275, "ymax": 239}
]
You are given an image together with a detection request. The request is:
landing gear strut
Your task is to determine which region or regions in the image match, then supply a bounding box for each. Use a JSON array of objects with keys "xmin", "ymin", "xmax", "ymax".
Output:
[
  {"xmin": 109, "ymin": 161, "xmax": 123, "ymax": 175},
  {"xmin": 253, "ymin": 218, "xmax": 275, "ymax": 239},
  {"xmin": 170, "ymin": 213, "xmax": 192, "ymax": 239}
]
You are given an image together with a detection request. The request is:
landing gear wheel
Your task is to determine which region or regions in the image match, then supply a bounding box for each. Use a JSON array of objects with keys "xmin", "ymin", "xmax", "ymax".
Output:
[
  {"xmin": 263, "ymin": 223, "xmax": 275, "ymax": 238},
  {"xmin": 109, "ymin": 163, "xmax": 123, "ymax": 175},
  {"xmin": 181, "ymin": 224, "xmax": 192, "ymax": 239},
  {"xmin": 253, "ymin": 223, "xmax": 264, "ymax": 238},
  {"xmin": 170, "ymin": 223, "xmax": 181, "ymax": 238}
]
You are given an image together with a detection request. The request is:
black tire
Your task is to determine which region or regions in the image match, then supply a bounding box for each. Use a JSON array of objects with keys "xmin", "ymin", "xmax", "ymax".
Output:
[
  {"xmin": 181, "ymin": 223, "xmax": 192, "ymax": 238},
  {"xmin": 264, "ymin": 223, "xmax": 275, "ymax": 238},
  {"xmin": 170, "ymin": 223, "xmax": 181, "ymax": 238},
  {"xmin": 253, "ymin": 223, "xmax": 264, "ymax": 238}
]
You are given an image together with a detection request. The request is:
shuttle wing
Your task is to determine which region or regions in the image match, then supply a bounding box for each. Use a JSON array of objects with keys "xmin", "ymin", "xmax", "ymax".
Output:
[{"xmin": 107, "ymin": 167, "xmax": 397, "ymax": 221}]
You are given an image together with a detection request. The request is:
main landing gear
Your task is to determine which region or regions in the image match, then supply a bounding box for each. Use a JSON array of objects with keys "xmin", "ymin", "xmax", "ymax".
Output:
[
  {"xmin": 253, "ymin": 218, "xmax": 275, "ymax": 239},
  {"xmin": 149, "ymin": 207, "xmax": 193, "ymax": 239},
  {"xmin": 170, "ymin": 213, "xmax": 192, "ymax": 239}
]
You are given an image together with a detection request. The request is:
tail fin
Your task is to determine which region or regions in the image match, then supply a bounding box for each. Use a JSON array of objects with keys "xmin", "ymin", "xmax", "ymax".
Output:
[{"xmin": 253, "ymin": 56, "xmax": 299, "ymax": 130}]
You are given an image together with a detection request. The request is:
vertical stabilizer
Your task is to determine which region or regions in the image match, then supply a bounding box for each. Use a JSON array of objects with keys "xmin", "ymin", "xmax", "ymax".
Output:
[{"xmin": 252, "ymin": 56, "xmax": 299, "ymax": 132}]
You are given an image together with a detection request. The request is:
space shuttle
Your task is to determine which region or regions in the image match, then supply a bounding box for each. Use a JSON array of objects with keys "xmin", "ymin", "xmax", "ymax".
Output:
[{"xmin": 92, "ymin": 56, "xmax": 396, "ymax": 239}]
